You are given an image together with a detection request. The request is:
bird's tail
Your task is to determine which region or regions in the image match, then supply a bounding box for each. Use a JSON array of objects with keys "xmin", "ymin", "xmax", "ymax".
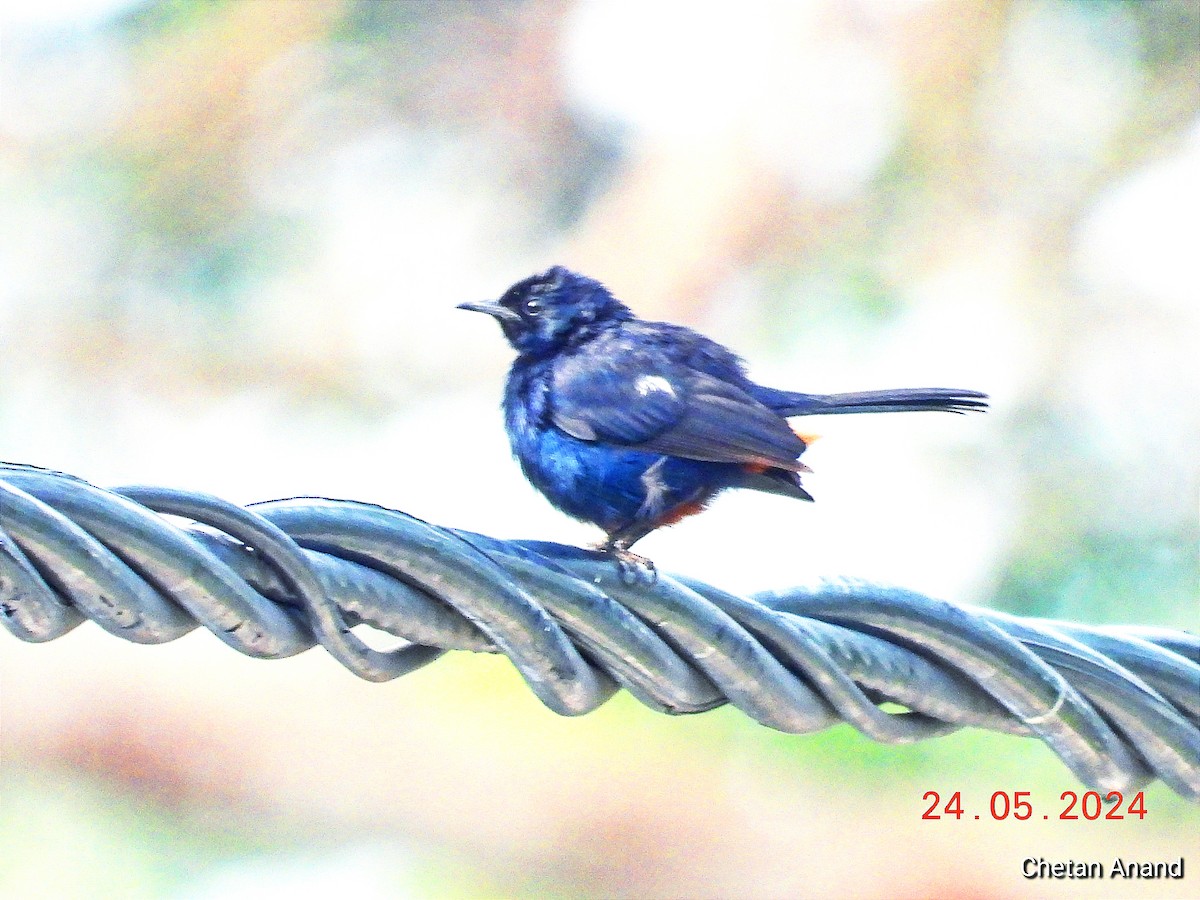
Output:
[{"xmin": 755, "ymin": 387, "xmax": 988, "ymax": 416}]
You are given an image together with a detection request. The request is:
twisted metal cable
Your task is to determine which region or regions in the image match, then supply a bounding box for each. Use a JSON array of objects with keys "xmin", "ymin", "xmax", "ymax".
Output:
[{"xmin": 1, "ymin": 462, "xmax": 1197, "ymax": 801}]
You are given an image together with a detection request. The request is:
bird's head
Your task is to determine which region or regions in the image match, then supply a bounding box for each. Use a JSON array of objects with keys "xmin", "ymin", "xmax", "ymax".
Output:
[{"xmin": 458, "ymin": 266, "xmax": 631, "ymax": 356}]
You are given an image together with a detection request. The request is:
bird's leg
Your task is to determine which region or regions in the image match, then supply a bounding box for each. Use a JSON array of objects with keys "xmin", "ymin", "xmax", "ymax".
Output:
[{"xmin": 593, "ymin": 531, "xmax": 657, "ymax": 585}]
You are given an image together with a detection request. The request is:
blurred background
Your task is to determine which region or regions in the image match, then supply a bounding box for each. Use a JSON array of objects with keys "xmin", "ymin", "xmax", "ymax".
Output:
[{"xmin": 1, "ymin": 0, "xmax": 1197, "ymax": 897}]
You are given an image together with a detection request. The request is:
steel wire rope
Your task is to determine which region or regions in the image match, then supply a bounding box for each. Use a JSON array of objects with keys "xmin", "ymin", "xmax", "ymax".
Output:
[{"xmin": 1, "ymin": 463, "xmax": 1196, "ymax": 800}]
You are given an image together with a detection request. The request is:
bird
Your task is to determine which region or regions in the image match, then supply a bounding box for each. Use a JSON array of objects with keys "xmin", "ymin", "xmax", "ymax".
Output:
[{"xmin": 459, "ymin": 266, "xmax": 986, "ymax": 579}]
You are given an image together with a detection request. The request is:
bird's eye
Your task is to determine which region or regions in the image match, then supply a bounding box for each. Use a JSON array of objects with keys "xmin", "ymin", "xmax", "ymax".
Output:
[{"xmin": 523, "ymin": 297, "xmax": 543, "ymax": 316}]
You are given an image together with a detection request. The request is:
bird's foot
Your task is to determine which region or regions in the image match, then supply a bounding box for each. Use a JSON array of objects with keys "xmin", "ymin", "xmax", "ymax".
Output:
[
  {"xmin": 613, "ymin": 547, "xmax": 657, "ymax": 585},
  {"xmin": 592, "ymin": 540, "xmax": 657, "ymax": 585}
]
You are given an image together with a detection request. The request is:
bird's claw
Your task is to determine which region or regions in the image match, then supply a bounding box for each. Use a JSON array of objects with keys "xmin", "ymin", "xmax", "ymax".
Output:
[{"xmin": 593, "ymin": 542, "xmax": 657, "ymax": 585}]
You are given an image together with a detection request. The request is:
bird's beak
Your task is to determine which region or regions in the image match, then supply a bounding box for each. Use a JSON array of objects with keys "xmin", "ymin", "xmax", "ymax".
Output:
[{"xmin": 456, "ymin": 300, "xmax": 522, "ymax": 325}]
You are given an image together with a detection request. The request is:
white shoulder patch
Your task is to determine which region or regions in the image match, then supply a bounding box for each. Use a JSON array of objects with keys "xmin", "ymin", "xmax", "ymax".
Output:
[
  {"xmin": 634, "ymin": 374, "xmax": 676, "ymax": 398},
  {"xmin": 555, "ymin": 413, "xmax": 597, "ymax": 441}
]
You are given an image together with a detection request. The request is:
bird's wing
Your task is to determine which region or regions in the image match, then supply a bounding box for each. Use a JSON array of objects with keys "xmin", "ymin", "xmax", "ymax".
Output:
[{"xmin": 550, "ymin": 353, "xmax": 806, "ymax": 470}]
